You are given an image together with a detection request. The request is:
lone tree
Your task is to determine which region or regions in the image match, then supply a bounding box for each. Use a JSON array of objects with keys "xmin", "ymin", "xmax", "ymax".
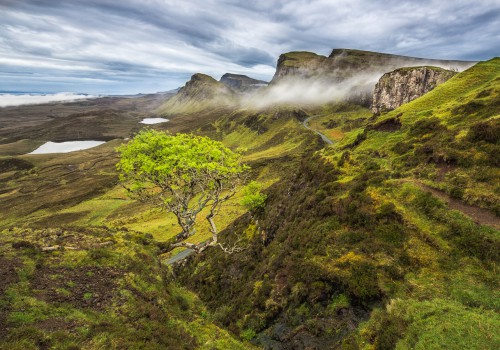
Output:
[{"xmin": 117, "ymin": 129, "xmax": 259, "ymax": 253}]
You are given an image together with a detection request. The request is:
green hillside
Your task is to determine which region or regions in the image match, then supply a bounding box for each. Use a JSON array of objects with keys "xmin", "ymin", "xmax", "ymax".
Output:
[
  {"xmin": 362, "ymin": 58, "xmax": 500, "ymax": 212},
  {"xmin": 177, "ymin": 59, "xmax": 500, "ymax": 348},
  {"xmin": 0, "ymin": 57, "xmax": 498, "ymax": 349}
]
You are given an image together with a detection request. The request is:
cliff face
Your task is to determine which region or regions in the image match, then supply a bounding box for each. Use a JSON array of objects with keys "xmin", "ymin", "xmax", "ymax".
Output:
[
  {"xmin": 219, "ymin": 73, "xmax": 267, "ymax": 91},
  {"xmin": 272, "ymin": 49, "xmax": 472, "ymax": 83},
  {"xmin": 371, "ymin": 66, "xmax": 457, "ymax": 114},
  {"xmin": 272, "ymin": 51, "xmax": 329, "ymax": 82},
  {"xmin": 271, "ymin": 49, "xmax": 473, "ymax": 106}
]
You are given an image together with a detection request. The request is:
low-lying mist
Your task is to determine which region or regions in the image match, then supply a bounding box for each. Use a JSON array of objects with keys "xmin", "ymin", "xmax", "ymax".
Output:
[
  {"xmin": 240, "ymin": 73, "xmax": 380, "ymax": 109},
  {"xmin": 0, "ymin": 92, "xmax": 96, "ymax": 107}
]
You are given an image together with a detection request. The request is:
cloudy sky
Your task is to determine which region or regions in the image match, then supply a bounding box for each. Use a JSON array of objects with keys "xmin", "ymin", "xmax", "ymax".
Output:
[{"xmin": 1, "ymin": 0, "xmax": 499, "ymax": 94}]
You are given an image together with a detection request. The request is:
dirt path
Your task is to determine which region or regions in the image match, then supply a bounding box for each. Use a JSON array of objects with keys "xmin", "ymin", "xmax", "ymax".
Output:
[
  {"xmin": 302, "ymin": 116, "xmax": 333, "ymax": 145},
  {"xmin": 411, "ymin": 180, "xmax": 500, "ymax": 229}
]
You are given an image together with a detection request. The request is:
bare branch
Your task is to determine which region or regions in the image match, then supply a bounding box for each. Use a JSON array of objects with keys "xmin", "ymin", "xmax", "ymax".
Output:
[{"xmin": 214, "ymin": 239, "xmax": 248, "ymax": 254}]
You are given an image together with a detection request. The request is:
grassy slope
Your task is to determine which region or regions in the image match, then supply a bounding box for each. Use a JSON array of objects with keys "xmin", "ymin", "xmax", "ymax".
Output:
[
  {"xmin": 178, "ymin": 60, "xmax": 499, "ymax": 349},
  {"xmin": 0, "ymin": 227, "xmax": 256, "ymax": 350},
  {"xmin": 0, "ymin": 106, "xmax": 316, "ymax": 237},
  {"xmin": 355, "ymin": 57, "xmax": 500, "ymax": 212}
]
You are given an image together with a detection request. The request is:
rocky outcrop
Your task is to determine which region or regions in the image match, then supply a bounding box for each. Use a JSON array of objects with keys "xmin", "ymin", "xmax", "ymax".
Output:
[
  {"xmin": 272, "ymin": 51, "xmax": 329, "ymax": 82},
  {"xmin": 219, "ymin": 73, "xmax": 267, "ymax": 92},
  {"xmin": 371, "ymin": 66, "xmax": 457, "ymax": 114},
  {"xmin": 270, "ymin": 49, "xmax": 474, "ymax": 106},
  {"xmin": 272, "ymin": 49, "xmax": 472, "ymax": 84}
]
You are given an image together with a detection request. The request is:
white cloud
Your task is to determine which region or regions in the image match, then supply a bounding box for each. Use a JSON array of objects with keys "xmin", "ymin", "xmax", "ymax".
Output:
[{"xmin": 0, "ymin": 0, "xmax": 498, "ymax": 94}]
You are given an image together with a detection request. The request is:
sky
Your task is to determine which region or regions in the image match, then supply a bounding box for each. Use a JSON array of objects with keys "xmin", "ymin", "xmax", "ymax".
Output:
[{"xmin": 0, "ymin": 0, "xmax": 499, "ymax": 95}]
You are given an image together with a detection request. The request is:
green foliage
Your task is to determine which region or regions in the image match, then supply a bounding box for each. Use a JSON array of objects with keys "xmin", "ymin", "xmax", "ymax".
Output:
[
  {"xmin": 241, "ymin": 181, "xmax": 267, "ymax": 212},
  {"xmin": 117, "ymin": 129, "xmax": 247, "ymax": 195},
  {"xmin": 116, "ymin": 129, "xmax": 249, "ymax": 242},
  {"xmin": 240, "ymin": 329, "xmax": 257, "ymax": 341},
  {"xmin": 408, "ymin": 117, "xmax": 445, "ymax": 137},
  {"xmin": 411, "ymin": 189, "xmax": 445, "ymax": 218},
  {"xmin": 326, "ymin": 294, "xmax": 350, "ymax": 314}
]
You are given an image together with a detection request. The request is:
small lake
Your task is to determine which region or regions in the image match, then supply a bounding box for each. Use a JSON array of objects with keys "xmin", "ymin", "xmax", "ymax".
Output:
[
  {"xmin": 29, "ymin": 141, "xmax": 106, "ymax": 154},
  {"xmin": 140, "ymin": 118, "xmax": 169, "ymax": 124}
]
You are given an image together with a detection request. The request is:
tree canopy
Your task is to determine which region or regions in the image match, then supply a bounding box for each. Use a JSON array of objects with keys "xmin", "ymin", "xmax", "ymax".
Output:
[{"xmin": 116, "ymin": 129, "xmax": 252, "ymax": 253}]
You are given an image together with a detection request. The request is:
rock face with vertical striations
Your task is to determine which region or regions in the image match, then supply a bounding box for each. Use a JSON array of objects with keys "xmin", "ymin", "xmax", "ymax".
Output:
[{"xmin": 371, "ymin": 66, "xmax": 457, "ymax": 114}]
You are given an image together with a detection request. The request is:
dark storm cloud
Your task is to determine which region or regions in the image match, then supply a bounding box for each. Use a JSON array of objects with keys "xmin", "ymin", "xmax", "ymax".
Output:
[{"xmin": 0, "ymin": 0, "xmax": 498, "ymax": 94}]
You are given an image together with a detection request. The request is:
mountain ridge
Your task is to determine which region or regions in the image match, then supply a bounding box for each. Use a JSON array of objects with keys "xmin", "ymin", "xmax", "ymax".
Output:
[
  {"xmin": 156, "ymin": 73, "xmax": 235, "ymax": 115},
  {"xmin": 156, "ymin": 48, "xmax": 479, "ymax": 114}
]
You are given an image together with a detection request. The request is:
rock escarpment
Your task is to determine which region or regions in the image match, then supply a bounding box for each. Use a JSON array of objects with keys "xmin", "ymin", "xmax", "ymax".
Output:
[
  {"xmin": 371, "ymin": 66, "xmax": 457, "ymax": 114},
  {"xmin": 272, "ymin": 51, "xmax": 329, "ymax": 82},
  {"xmin": 272, "ymin": 49, "xmax": 472, "ymax": 84},
  {"xmin": 219, "ymin": 73, "xmax": 267, "ymax": 92},
  {"xmin": 271, "ymin": 49, "xmax": 473, "ymax": 106}
]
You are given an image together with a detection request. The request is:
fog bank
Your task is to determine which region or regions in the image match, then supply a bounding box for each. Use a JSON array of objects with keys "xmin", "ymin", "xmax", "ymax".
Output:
[
  {"xmin": 0, "ymin": 93, "xmax": 96, "ymax": 107},
  {"xmin": 241, "ymin": 73, "xmax": 381, "ymax": 109}
]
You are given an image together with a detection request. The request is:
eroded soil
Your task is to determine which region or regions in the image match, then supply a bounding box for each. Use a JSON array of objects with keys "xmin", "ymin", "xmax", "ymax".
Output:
[{"xmin": 31, "ymin": 265, "xmax": 123, "ymax": 310}]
